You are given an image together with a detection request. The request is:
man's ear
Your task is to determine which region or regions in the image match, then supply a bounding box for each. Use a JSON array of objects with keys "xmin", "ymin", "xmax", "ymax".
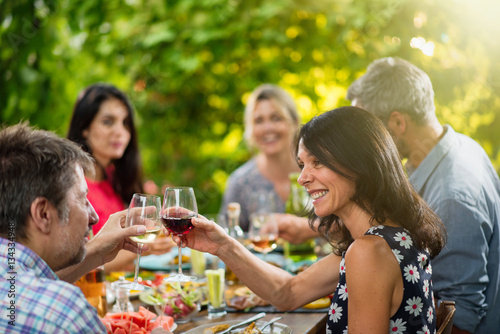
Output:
[
  {"xmin": 29, "ymin": 197, "xmax": 57, "ymax": 234},
  {"xmin": 387, "ymin": 111, "xmax": 408, "ymax": 137}
]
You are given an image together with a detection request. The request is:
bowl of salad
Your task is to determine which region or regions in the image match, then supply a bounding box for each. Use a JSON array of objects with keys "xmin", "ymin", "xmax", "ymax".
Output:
[{"xmin": 140, "ymin": 281, "xmax": 202, "ymax": 323}]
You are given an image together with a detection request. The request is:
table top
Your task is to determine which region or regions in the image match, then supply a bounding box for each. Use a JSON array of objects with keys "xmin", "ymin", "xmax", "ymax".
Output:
[
  {"xmin": 131, "ymin": 297, "xmax": 327, "ymax": 334},
  {"xmin": 125, "ymin": 249, "xmax": 328, "ymax": 333},
  {"xmin": 174, "ymin": 311, "xmax": 327, "ymax": 333}
]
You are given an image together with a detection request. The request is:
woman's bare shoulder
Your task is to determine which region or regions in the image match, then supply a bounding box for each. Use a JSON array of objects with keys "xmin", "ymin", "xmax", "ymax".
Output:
[{"xmin": 345, "ymin": 234, "xmax": 398, "ymax": 271}]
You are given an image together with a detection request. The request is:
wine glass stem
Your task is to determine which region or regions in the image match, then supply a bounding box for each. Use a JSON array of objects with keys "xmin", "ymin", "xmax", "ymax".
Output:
[
  {"xmin": 178, "ymin": 239, "xmax": 183, "ymax": 276},
  {"xmin": 133, "ymin": 243, "xmax": 144, "ymax": 283}
]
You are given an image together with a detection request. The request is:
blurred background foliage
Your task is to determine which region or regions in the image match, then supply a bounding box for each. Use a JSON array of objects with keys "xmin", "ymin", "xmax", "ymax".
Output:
[{"xmin": 1, "ymin": 0, "xmax": 500, "ymax": 213}]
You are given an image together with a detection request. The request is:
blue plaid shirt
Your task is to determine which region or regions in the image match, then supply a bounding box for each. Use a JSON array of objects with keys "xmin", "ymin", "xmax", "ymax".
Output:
[{"xmin": 0, "ymin": 237, "xmax": 107, "ymax": 333}]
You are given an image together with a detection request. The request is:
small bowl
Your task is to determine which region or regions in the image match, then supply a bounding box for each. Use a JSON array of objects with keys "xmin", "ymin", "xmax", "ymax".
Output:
[
  {"xmin": 141, "ymin": 283, "xmax": 202, "ymax": 324},
  {"xmin": 158, "ymin": 290, "xmax": 201, "ymax": 323}
]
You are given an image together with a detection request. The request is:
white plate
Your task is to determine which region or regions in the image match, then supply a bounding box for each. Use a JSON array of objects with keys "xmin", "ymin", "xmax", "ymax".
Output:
[{"xmin": 183, "ymin": 319, "xmax": 292, "ymax": 334}]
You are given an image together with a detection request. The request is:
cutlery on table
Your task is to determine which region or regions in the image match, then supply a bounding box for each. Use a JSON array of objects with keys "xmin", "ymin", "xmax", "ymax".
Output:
[
  {"xmin": 219, "ymin": 312, "xmax": 266, "ymax": 334},
  {"xmin": 259, "ymin": 316, "xmax": 283, "ymax": 332}
]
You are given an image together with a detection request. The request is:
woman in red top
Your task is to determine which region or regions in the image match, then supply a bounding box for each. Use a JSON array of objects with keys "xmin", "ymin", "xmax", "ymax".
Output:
[
  {"xmin": 67, "ymin": 83, "xmax": 173, "ymax": 271},
  {"xmin": 68, "ymin": 83, "xmax": 142, "ymax": 233}
]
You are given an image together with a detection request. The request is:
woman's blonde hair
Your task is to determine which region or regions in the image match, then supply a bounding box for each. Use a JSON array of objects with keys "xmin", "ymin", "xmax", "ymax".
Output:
[{"xmin": 243, "ymin": 84, "xmax": 300, "ymax": 149}]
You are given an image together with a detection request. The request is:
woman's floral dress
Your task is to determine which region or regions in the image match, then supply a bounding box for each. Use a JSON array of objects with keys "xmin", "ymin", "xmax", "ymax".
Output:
[{"xmin": 326, "ymin": 225, "xmax": 436, "ymax": 334}]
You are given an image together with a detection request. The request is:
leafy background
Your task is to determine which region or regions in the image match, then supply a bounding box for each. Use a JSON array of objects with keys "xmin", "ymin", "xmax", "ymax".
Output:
[{"xmin": 1, "ymin": 0, "xmax": 500, "ymax": 213}]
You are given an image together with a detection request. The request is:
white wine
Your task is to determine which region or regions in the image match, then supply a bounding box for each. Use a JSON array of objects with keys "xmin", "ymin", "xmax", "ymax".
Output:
[{"xmin": 130, "ymin": 227, "xmax": 161, "ymax": 244}]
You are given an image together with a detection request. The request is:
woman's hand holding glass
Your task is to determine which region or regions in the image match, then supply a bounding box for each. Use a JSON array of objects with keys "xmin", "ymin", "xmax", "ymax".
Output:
[
  {"xmin": 117, "ymin": 193, "xmax": 162, "ymax": 291},
  {"xmin": 161, "ymin": 187, "xmax": 198, "ymax": 283}
]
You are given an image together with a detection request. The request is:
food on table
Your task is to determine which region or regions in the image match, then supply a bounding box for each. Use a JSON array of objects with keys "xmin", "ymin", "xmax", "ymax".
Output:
[
  {"xmin": 101, "ymin": 306, "xmax": 174, "ymax": 333},
  {"xmin": 303, "ymin": 296, "xmax": 331, "ymax": 309},
  {"xmin": 202, "ymin": 322, "xmax": 262, "ymax": 334},
  {"xmin": 170, "ymin": 254, "xmax": 190, "ymax": 265},
  {"xmin": 235, "ymin": 322, "xmax": 262, "ymax": 334},
  {"xmin": 144, "ymin": 282, "xmax": 201, "ymax": 321},
  {"xmin": 227, "ymin": 286, "xmax": 270, "ymax": 310},
  {"xmin": 202, "ymin": 323, "xmax": 231, "ymax": 334}
]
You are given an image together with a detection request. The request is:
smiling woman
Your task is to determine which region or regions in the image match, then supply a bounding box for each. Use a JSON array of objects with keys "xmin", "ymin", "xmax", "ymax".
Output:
[{"xmin": 219, "ymin": 84, "xmax": 301, "ymax": 232}]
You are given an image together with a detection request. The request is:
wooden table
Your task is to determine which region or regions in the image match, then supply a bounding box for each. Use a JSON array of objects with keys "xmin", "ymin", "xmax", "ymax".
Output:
[
  {"xmin": 174, "ymin": 311, "xmax": 327, "ymax": 333},
  {"xmin": 132, "ymin": 298, "xmax": 327, "ymax": 334}
]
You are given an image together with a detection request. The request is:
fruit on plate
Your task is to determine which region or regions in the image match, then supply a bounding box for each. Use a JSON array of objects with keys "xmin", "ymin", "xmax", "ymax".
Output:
[
  {"xmin": 101, "ymin": 306, "xmax": 175, "ymax": 333},
  {"xmin": 303, "ymin": 296, "xmax": 331, "ymax": 309}
]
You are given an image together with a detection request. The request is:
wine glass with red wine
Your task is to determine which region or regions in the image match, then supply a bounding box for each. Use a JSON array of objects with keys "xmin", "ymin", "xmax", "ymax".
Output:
[{"xmin": 162, "ymin": 187, "xmax": 198, "ymax": 282}]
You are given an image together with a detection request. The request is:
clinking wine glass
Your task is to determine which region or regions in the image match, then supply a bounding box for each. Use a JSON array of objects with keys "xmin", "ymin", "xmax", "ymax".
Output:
[
  {"xmin": 117, "ymin": 193, "xmax": 162, "ymax": 291},
  {"xmin": 162, "ymin": 187, "xmax": 198, "ymax": 282},
  {"xmin": 249, "ymin": 212, "xmax": 278, "ymax": 262}
]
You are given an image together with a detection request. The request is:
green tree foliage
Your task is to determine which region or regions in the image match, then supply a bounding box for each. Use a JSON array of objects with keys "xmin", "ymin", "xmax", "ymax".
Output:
[{"xmin": 1, "ymin": 0, "xmax": 500, "ymax": 212}]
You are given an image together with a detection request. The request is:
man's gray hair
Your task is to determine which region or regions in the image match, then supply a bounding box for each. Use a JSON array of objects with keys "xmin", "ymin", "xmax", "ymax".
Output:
[{"xmin": 346, "ymin": 57, "xmax": 435, "ymax": 125}]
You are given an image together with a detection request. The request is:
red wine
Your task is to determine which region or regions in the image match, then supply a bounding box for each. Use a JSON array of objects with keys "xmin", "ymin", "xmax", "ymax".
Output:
[{"xmin": 161, "ymin": 216, "xmax": 195, "ymax": 235}]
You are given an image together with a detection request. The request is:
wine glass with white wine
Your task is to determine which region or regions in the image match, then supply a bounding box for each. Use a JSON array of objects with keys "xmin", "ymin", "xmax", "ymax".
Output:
[{"xmin": 116, "ymin": 193, "xmax": 162, "ymax": 291}]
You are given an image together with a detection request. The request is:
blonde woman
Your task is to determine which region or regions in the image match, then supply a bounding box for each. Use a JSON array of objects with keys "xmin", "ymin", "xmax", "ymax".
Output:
[{"xmin": 219, "ymin": 84, "xmax": 301, "ymax": 231}]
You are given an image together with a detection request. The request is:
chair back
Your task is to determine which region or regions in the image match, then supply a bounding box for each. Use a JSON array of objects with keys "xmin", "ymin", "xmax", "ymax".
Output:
[{"xmin": 436, "ymin": 300, "xmax": 456, "ymax": 334}]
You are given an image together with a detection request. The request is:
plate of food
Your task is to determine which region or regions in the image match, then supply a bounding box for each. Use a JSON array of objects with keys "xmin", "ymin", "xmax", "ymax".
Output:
[
  {"xmin": 225, "ymin": 285, "xmax": 330, "ymax": 313},
  {"xmin": 139, "ymin": 280, "xmax": 208, "ymax": 322},
  {"xmin": 184, "ymin": 320, "xmax": 292, "ymax": 334},
  {"xmin": 226, "ymin": 286, "xmax": 270, "ymax": 311}
]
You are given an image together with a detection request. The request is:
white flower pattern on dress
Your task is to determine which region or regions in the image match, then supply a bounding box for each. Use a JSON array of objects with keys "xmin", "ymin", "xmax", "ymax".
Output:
[
  {"xmin": 339, "ymin": 258, "xmax": 346, "ymax": 274},
  {"xmin": 418, "ymin": 252, "xmax": 428, "ymax": 269},
  {"xmin": 404, "ymin": 264, "xmax": 420, "ymax": 284},
  {"xmin": 423, "ymin": 280, "xmax": 430, "ymax": 298},
  {"xmin": 367, "ymin": 225, "xmax": 384, "ymax": 236},
  {"xmin": 425, "ymin": 264, "xmax": 432, "ymax": 274},
  {"xmin": 329, "ymin": 303, "xmax": 343, "ymax": 323},
  {"xmin": 392, "ymin": 248, "xmax": 404, "ymax": 263},
  {"xmin": 405, "ymin": 296, "xmax": 424, "ymax": 316},
  {"xmin": 389, "ymin": 318, "xmax": 407, "ymax": 334},
  {"xmin": 394, "ymin": 231, "xmax": 413, "ymax": 249},
  {"xmin": 417, "ymin": 325, "xmax": 430, "ymax": 334},
  {"xmin": 338, "ymin": 284, "xmax": 348, "ymax": 301},
  {"xmin": 427, "ymin": 306, "xmax": 434, "ymax": 323},
  {"xmin": 327, "ymin": 226, "xmax": 435, "ymax": 333}
]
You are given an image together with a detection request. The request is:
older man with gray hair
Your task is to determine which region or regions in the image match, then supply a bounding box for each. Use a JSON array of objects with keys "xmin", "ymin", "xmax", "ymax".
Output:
[{"xmin": 347, "ymin": 57, "xmax": 500, "ymax": 334}]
